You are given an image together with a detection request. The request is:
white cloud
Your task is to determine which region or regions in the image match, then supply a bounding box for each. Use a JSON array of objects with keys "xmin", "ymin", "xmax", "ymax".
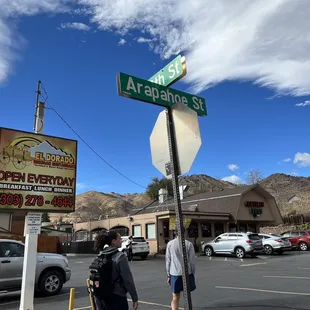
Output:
[
  {"xmin": 290, "ymin": 171, "xmax": 299, "ymax": 176},
  {"xmin": 0, "ymin": 0, "xmax": 69, "ymax": 84},
  {"xmin": 76, "ymin": 182, "xmax": 107, "ymax": 193},
  {"xmin": 77, "ymin": 0, "xmax": 310, "ymax": 96},
  {"xmin": 293, "ymin": 152, "xmax": 310, "ymax": 167},
  {"xmin": 136, "ymin": 37, "xmax": 154, "ymax": 43},
  {"xmin": 76, "ymin": 182, "xmax": 90, "ymax": 191},
  {"xmin": 60, "ymin": 22, "xmax": 91, "ymax": 31},
  {"xmin": 278, "ymin": 157, "xmax": 291, "ymax": 164},
  {"xmin": 118, "ymin": 38, "xmax": 126, "ymax": 46},
  {"xmin": 2, "ymin": 1, "xmax": 310, "ymax": 97},
  {"xmin": 222, "ymin": 175, "xmax": 243, "ymax": 184},
  {"xmin": 227, "ymin": 164, "xmax": 240, "ymax": 172},
  {"xmin": 296, "ymin": 100, "xmax": 310, "ymax": 107}
]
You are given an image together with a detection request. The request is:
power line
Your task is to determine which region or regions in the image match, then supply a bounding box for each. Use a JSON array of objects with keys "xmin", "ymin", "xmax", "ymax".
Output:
[{"xmin": 39, "ymin": 82, "xmax": 147, "ymax": 190}]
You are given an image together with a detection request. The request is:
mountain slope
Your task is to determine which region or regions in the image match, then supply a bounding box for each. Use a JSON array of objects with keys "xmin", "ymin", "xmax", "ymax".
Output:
[
  {"xmin": 259, "ymin": 173, "xmax": 310, "ymax": 215},
  {"xmin": 50, "ymin": 173, "xmax": 310, "ymax": 223}
]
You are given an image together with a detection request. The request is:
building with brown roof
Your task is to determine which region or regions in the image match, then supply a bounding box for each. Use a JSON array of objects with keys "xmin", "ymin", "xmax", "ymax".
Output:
[{"xmin": 73, "ymin": 184, "xmax": 283, "ymax": 254}]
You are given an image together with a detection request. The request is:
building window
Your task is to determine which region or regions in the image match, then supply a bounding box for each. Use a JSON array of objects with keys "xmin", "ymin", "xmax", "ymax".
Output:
[
  {"xmin": 132, "ymin": 225, "xmax": 141, "ymax": 237},
  {"xmin": 228, "ymin": 223, "xmax": 237, "ymax": 232},
  {"xmin": 163, "ymin": 221, "xmax": 169, "ymax": 238},
  {"xmin": 214, "ymin": 223, "xmax": 224, "ymax": 237},
  {"xmin": 239, "ymin": 222, "xmax": 247, "ymax": 232},
  {"xmin": 201, "ymin": 223, "xmax": 212, "ymax": 237},
  {"xmin": 247, "ymin": 224, "xmax": 257, "ymax": 233},
  {"xmin": 146, "ymin": 223, "xmax": 156, "ymax": 239}
]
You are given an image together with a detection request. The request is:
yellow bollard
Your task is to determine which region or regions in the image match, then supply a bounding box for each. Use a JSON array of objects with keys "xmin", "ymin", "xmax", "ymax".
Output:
[
  {"xmin": 86, "ymin": 279, "xmax": 96, "ymax": 310},
  {"xmin": 68, "ymin": 288, "xmax": 75, "ymax": 310}
]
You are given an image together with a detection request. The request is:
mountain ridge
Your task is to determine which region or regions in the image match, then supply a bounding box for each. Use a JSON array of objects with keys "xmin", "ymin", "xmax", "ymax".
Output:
[{"xmin": 50, "ymin": 173, "xmax": 310, "ymax": 223}]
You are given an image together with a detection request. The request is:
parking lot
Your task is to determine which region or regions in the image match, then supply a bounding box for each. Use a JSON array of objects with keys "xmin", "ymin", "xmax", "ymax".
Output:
[{"xmin": 1, "ymin": 251, "xmax": 310, "ymax": 310}]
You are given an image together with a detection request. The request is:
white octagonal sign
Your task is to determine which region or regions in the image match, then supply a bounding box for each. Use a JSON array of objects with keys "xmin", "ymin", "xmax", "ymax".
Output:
[{"xmin": 150, "ymin": 102, "xmax": 202, "ymax": 178}]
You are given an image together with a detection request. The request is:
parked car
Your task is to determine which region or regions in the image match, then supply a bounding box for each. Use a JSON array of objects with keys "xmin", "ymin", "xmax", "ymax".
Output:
[
  {"xmin": 0, "ymin": 239, "xmax": 71, "ymax": 296},
  {"xmin": 280, "ymin": 230, "xmax": 310, "ymax": 251},
  {"xmin": 119, "ymin": 236, "xmax": 150, "ymax": 260},
  {"xmin": 201, "ymin": 232, "xmax": 264, "ymax": 259},
  {"xmin": 258, "ymin": 233, "xmax": 291, "ymax": 255}
]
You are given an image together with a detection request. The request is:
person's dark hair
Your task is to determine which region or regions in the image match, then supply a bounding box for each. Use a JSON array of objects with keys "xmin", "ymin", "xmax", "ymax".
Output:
[{"xmin": 94, "ymin": 230, "xmax": 118, "ymax": 251}]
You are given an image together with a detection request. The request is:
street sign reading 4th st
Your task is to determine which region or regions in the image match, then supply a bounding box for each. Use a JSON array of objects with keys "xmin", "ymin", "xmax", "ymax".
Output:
[
  {"xmin": 149, "ymin": 55, "xmax": 187, "ymax": 87},
  {"xmin": 117, "ymin": 72, "xmax": 207, "ymax": 116}
]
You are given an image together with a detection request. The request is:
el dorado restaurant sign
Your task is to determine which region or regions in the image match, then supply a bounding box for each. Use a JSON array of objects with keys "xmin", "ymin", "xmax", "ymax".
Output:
[{"xmin": 0, "ymin": 127, "xmax": 77, "ymax": 213}]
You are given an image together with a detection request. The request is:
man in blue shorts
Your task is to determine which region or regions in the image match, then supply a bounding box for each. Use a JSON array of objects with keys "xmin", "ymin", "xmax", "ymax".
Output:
[{"xmin": 165, "ymin": 226, "xmax": 196, "ymax": 310}]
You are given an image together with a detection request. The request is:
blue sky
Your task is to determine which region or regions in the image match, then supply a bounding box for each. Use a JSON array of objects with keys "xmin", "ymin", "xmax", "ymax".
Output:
[{"xmin": 1, "ymin": 1, "xmax": 310, "ymax": 194}]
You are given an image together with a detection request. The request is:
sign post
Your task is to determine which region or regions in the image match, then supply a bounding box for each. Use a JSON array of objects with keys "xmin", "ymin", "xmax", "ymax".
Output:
[
  {"xmin": 165, "ymin": 106, "xmax": 193, "ymax": 309},
  {"xmin": 117, "ymin": 55, "xmax": 206, "ymax": 310},
  {"xmin": 149, "ymin": 56, "xmax": 202, "ymax": 310},
  {"xmin": 20, "ymin": 81, "xmax": 45, "ymax": 310}
]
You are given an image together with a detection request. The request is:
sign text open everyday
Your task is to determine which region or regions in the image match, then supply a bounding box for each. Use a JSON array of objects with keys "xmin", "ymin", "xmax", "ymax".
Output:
[{"xmin": 117, "ymin": 72, "xmax": 207, "ymax": 116}]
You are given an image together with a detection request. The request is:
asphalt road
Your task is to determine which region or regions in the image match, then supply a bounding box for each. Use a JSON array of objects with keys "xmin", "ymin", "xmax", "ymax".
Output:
[{"xmin": 2, "ymin": 251, "xmax": 310, "ymax": 310}]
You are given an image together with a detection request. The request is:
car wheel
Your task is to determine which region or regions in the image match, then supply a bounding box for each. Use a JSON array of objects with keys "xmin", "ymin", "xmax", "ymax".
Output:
[
  {"xmin": 38, "ymin": 270, "xmax": 64, "ymax": 297},
  {"xmin": 264, "ymin": 245, "xmax": 273, "ymax": 255},
  {"xmin": 299, "ymin": 242, "xmax": 308, "ymax": 251},
  {"xmin": 204, "ymin": 246, "xmax": 213, "ymax": 257},
  {"xmin": 235, "ymin": 247, "xmax": 245, "ymax": 259},
  {"xmin": 140, "ymin": 254, "xmax": 148, "ymax": 260}
]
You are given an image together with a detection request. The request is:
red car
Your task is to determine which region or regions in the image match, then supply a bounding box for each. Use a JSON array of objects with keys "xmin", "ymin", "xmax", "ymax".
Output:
[{"xmin": 280, "ymin": 230, "xmax": 310, "ymax": 251}]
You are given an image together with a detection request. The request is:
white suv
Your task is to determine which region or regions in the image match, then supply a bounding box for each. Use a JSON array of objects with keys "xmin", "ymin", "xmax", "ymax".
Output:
[
  {"xmin": 201, "ymin": 232, "xmax": 264, "ymax": 259},
  {"xmin": 119, "ymin": 236, "xmax": 150, "ymax": 260}
]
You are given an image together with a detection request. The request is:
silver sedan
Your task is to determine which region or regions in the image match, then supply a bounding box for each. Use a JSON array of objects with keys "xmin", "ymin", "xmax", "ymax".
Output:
[{"xmin": 258, "ymin": 233, "xmax": 292, "ymax": 255}]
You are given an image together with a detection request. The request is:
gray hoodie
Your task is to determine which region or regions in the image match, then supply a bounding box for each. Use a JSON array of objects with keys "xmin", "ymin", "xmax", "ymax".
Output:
[{"xmin": 99, "ymin": 247, "xmax": 138, "ymax": 302}]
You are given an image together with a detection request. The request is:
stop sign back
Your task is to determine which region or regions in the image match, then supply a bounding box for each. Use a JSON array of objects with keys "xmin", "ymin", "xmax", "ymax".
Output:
[{"xmin": 150, "ymin": 102, "xmax": 202, "ymax": 178}]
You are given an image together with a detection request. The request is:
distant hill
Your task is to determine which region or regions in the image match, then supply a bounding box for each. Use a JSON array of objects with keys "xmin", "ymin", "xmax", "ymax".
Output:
[
  {"xmin": 50, "ymin": 173, "xmax": 310, "ymax": 223},
  {"xmin": 259, "ymin": 173, "xmax": 310, "ymax": 215}
]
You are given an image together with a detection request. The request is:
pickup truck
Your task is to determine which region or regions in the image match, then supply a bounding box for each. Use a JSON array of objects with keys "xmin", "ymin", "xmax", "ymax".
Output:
[{"xmin": 0, "ymin": 239, "xmax": 71, "ymax": 296}]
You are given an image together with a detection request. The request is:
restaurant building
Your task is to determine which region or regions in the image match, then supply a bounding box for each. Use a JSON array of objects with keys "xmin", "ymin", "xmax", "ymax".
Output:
[{"xmin": 74, "ymin": 184, "xmax": 283, "ymax": 254}]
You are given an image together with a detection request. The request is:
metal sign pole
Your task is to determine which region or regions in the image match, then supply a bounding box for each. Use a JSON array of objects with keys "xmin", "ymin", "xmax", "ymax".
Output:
[
  {"xmin": 19, "ymin": 81, "xmax": 44, "ymax": 310},
  {"xmin": 165, "ymin": 107, "xmax": 193, "ymax": 310}
]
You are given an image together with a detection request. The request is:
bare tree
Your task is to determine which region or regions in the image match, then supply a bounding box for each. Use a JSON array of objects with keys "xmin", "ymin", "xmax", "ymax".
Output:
[{"xmin": 246, "ymin": 169, "xmax": 264, "ymax": 185}]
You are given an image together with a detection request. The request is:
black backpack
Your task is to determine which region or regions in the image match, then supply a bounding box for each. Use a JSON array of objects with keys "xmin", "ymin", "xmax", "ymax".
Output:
[{"xmin": 88, "ymin": 249, "xmax": 119, "ymax": 301}]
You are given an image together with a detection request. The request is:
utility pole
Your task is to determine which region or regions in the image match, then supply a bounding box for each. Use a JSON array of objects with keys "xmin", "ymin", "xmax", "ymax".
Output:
[
  {"xmin": 19, "ymin": 80, "xmax": 45, "ymax": 310},
  {"xmin": 33, "ymin": 80, "xmax": 44, "ymax": 134}
]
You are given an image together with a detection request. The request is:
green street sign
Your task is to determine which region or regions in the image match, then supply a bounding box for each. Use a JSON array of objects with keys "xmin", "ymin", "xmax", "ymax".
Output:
[
  {"xmin": 149, "ymin": 55, "xmax": 187, "ymax": 87},
  {"xmin": 117, "ymin": 72, "xmax": 207, "ymax": 116}
]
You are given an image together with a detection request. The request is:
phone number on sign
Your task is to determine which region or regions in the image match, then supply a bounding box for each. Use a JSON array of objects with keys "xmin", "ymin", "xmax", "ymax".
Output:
[{"xmin": 0, "ymin": 193, "xmax": 74, "ymax": 208}]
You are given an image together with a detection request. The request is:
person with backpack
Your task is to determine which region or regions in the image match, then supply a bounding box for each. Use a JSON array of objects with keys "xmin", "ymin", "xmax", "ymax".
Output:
[{"xmin": 89, "ymin": 230, "xmax": 139, "ymax": 310}]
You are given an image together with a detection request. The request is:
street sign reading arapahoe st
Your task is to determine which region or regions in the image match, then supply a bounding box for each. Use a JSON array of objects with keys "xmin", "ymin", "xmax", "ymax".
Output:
[{"xmin": 117, "ymin": 72, "xmax": 207, "ymax": 116}]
